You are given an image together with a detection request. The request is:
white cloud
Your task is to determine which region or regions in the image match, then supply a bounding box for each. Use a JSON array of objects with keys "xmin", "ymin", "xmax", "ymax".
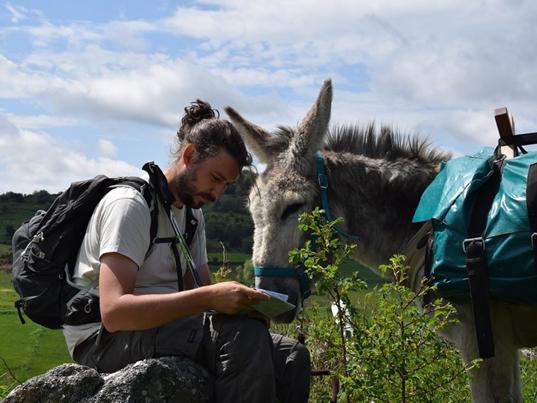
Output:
[
  {"xmin": 0, "ymin": 112, "xmax": 141, "ymax": 194},
  {"xmin": 0, "ymin": 45, "xmax": 286, "ymax": 133},
  {"xmin": 0, "ymin": 54, "xmax": 51, "ymax": 98},
  {"xmin": 4, "ymin": 113, "xmax": 83, "ymax": 129},
  {"xmin": 98, "ymin": 139, "xmax": 118, "ymax": 158},
  {"xmin": 5, "ymin": 3, "xmax": 27, "ymax": 23}
]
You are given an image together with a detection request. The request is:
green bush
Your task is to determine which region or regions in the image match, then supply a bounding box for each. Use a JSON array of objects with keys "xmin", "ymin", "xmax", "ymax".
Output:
[
  {"xmin": 289, "ymin": 208, "xmax": 478, "ymax": 402},
  {"xmin": 235, "ymin": 260, "xmax": 255, "ymax": 287}
]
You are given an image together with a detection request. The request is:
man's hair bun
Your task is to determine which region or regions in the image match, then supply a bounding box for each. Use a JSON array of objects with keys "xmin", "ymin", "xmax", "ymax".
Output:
[{"xmin": 178, "ymin": 99, "xmax": 220, "ymax": 140}]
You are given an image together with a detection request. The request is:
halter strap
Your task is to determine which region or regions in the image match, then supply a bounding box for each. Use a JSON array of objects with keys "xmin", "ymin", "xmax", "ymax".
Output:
[
  {"xmin": 254, "ymin": 267, "xmax": 311, "ymax": 299},
  {"xmin": 316, "ymin": 151, "xmax": 360, "ymax": 240}
]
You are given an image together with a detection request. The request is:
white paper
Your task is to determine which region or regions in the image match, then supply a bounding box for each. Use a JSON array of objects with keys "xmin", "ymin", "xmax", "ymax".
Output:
[{"xmin": 250, "ymin": 288, "xmax": 295, "ymax": 318}]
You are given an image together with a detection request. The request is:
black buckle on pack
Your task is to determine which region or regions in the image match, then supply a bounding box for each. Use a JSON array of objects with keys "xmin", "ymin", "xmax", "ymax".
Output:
[
  {"xmin": 532, "ymin": 233, "xmax": 537, "ymax": 247},
  {"xmin": 463, "ymin": 237, "xmax": 485, "ymax": 253}
]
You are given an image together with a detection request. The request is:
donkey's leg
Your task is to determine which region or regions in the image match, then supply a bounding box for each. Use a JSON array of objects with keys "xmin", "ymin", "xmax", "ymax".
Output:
[
  {"xmin": 454, "ymin": 303, "xmax": 522, "ymax": 403},
  {"xmin": 462, "ymin": 343, "xmax": 521, "ymax": 403}
]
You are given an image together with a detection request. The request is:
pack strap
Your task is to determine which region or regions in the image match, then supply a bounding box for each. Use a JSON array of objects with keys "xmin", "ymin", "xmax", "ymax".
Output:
[
  {"xmin": 498, "ymin": 130, "xmax": 537, "ymax": 150},
  {"xmin": 109, "ymin": 177, "xmax": 159, "ymax": 260},
  {"xmin": 170, "ymin": 241, "xmax": 184, "ymax": 292},
  {"xmin": 498, "ymin": 134, "xmax": 537, "ymax": 275},
  {"xmin": 463, "ymin": 160, "xmax": 503, "ymax": 359},
  {"xmin": 464, "ymin": 238, "xmax": 494, "ymax": 359},
  {"xmin": 142, "ymin": 162, "xmax": 203, "ymax": 289},
  {"xmin": 417, "ymin": 230, "xmax": 434, "ymax": 306},
  {"xmin": 153, "ymin": 237, "xmax": 188, "ymax": 292},
  {"xmin": 527, "ymin": 163, "xmax": 537, "ymax": 275}
]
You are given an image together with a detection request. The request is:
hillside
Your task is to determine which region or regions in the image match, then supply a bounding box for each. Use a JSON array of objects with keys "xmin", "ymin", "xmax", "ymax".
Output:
[{"xmin": 0, "ymin": 191, "xmax": 57, "ymax": 266}]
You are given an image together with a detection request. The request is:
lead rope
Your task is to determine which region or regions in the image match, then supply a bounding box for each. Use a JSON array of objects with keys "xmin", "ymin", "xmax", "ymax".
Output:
[
  {"xmin": 299, "ymin": 305, "xmax": 339, "ymax": 402},
  {"xmin": 297, "ymin": 305, "xmax": 305, "ymax": 344}
]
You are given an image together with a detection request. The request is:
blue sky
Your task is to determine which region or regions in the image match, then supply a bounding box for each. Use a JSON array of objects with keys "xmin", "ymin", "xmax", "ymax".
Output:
[{"xmin": 1, "ymin": 0, "xmax": 537, "ymax": 193}]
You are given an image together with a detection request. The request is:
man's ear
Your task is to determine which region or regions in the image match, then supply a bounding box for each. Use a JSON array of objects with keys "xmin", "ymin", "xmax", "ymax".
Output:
[{"xmin": 182, "ymin": 144, "xmax": 196, "ymax": 166}]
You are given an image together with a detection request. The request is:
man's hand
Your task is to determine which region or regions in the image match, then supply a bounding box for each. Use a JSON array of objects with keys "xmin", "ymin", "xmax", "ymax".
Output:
[{"xmin": 208, "ymin": 282, "xmax": 270, "ymax": 315}]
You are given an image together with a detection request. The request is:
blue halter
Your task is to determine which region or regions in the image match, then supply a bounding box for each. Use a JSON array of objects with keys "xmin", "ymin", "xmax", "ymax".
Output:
[
  {"xmin": 254, "ymin": 151, "xmax": 360, "ymax": 300},
  {"xmin": 316, "ymin": 151, "xmax": 361, "ymax": 241}
]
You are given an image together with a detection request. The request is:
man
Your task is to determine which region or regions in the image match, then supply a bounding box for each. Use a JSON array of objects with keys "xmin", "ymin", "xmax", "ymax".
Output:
[{"xmin": 62, "ymin": 100, "xmax": 310, "ymax": 403}]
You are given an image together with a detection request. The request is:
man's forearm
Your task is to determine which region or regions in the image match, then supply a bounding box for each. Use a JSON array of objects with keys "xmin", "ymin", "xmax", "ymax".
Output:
[{"xmin": 101, "ymin": 287, "xmax": 214, "ymax": 332}]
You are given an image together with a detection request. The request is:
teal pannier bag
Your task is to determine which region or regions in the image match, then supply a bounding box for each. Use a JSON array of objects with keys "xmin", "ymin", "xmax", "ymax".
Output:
[
  {"xmin": 413, "ymin": 146, "xmax": 537, "ymax": 304},
  {"xmin": 413, "ymin": 133, "xmax": 537, "ymax": 358}
]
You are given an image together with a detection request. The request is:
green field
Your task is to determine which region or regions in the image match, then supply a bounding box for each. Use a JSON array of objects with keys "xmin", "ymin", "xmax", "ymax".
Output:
[
  {"xmin": 207, "ymin": 251, "xmax": 387, "ymax": 283},
  {"xmin": 0, "ymin": 270, "xmax": 73, "ymax": 397},
  {"xmin": 207, "ymin": 251, "xmax": 251, "ymax": 267}
]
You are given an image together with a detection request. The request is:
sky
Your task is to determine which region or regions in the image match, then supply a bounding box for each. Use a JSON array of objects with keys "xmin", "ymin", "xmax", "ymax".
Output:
[{"xmin": 1, "ymin": 0, "xmax": 536, "ymax": 194}]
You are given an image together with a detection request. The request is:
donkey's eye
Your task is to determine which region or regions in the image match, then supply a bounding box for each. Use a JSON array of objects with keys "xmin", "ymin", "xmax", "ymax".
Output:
[{"xmin": 281, "ymin": 203, "xmax": 304, "ymax": 220}]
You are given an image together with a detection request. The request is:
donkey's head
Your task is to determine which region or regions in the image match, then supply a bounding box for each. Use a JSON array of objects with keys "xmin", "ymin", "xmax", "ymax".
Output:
[{"xmin": 224, "ymin": 79, "xmax": 333, "ymax": 322}]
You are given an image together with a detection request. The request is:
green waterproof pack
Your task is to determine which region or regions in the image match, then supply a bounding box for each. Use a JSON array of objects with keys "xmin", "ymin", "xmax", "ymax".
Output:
[{"xmin": 413, "ymin": 144, "xmax": 537, "ymax": 305}]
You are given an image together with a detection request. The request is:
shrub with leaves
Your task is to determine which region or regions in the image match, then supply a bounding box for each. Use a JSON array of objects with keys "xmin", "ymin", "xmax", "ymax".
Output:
[
  {"xmin": 289, "ymin": 208, "xmax": 477, "ymax": 402},
  {"xmin": 235, "ymin": 259, "xmax": 255, "ymax": 286}
]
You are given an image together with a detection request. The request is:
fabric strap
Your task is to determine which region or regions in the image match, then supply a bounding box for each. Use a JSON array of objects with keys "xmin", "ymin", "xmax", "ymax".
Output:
[
  {"xmin": 464, "ymin": 159, "xmax": 503, "ymax": 359},
  {"xmin": 527, "ymin": 164, "xmax": 537, "ymax": 276},
  {"xmin": 142, "ymin": 162, "xmax": 200, "ymax": 290}
]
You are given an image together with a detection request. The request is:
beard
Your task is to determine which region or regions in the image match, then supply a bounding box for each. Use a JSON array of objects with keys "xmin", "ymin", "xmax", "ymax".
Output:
[{"xmin": 174, "ymin": 168, "xmax": 215, "ymax": 209}]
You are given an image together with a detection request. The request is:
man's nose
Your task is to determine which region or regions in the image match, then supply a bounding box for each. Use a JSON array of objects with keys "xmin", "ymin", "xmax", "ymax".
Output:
[{"xmin": 212, "ymin": 183, "xmax": 227, "ymax": 200}]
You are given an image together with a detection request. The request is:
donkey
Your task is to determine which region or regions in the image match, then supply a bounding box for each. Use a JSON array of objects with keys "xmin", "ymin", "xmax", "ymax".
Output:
[{"xmin": 224, "ymin": 79, "xmax": 537, "ymax": 402}]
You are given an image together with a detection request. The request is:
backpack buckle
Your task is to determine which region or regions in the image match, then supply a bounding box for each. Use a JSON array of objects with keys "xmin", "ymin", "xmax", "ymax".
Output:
[
  {"xmin": 532, "ymin": 233, "xmax": 537, "ymax": 247},
  {"xmin": 463, "ymin": 237, "xmax": 485, "ymax": 253}
]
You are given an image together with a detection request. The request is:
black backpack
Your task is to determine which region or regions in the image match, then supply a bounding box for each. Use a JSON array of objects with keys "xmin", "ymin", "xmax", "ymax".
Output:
[{"xmin": 11, "ymin": 162, "xmax": 198, "ymax": 329}]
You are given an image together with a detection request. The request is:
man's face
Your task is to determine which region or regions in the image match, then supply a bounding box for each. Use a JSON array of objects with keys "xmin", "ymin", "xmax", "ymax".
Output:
[{"xmin": 175, "ymin": 148, "xmax": 241, "ymax": 209}]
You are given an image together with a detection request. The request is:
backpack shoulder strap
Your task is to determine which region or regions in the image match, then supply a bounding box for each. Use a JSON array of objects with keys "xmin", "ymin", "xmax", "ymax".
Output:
[
  {"xmin": 140, "ymin": 162, "xmax": 203, "ymax": 289},
  {"xmin": 184, "ymin": 207, "xmax": 199, "ymax": 247}
]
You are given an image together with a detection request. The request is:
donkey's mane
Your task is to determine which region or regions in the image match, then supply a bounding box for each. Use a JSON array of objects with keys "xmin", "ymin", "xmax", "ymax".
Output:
[
  {"xmin": 326, "ymin": 124, "xmax": 451, "ymax": 164},
  {"xmin": 273, "ymin": 123, "xmax": 451, "ymax": 164}
]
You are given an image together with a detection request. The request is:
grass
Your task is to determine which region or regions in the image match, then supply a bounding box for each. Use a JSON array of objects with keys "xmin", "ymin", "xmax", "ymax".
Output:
[
  {"xmin": 0, "ymin": 316, "xmax": 73, "ymax": 380},
  {"xmin": 208, "ymin": 250, "xmax": 387, "ymax": 283},
  {"xmin": 0, "ymin": 245, "xmax": 11, "ymax": 268},
  {"xmin": 0, "ymin": 270, "xmax": 73, "ymax": 398},
  {"xmin": 207, "ymin": 251, "xmax": 250, "ymax": 266},
  {"xmin": 0, "ymin": 271, "xmax": 15, "ymax": 311}
]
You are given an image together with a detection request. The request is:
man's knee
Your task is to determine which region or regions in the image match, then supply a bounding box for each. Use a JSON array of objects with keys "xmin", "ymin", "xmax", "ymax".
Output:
[
  {"xmin": 272, "ymin": 337, "xmax": 311, "ymax": 403},
  {"xmin": 292, "ymin": 340, "xmax": 311, "ymax": 369},
  {"xmin": 209, "ymin": 314, "xmax": 273, "ymax": 361},
  {"xmin": 213, "ymin": 314, "xmax": 270, "ymax": 342},
  {"xmin": 273, "ymin": 335, "xmax": 310, "ymax": 366}
]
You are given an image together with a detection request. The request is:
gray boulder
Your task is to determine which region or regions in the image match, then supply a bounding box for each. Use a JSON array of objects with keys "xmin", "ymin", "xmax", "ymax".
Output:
[{"xmin": 5, "ymin": 357, "xmax": 214, "ymax": 403}]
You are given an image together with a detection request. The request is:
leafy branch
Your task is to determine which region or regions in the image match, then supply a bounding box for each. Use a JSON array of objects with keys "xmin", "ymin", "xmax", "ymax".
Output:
[{"xmin": 289, "ymin": 209, "xmax": 476, "ymax": 402}]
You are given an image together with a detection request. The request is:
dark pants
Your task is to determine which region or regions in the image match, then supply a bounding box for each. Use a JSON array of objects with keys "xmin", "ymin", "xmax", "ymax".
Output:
[{"xmin": 75, "ymin": 313, "xmax": 310, "ymax": 403}]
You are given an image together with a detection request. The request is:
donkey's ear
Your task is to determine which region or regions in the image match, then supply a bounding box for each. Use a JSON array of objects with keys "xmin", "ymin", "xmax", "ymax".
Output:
[
  {"xmin": 288, "ymin": 79, "xmax": 332, "ymax": 168},
  {"xmin": 224, "ymin": 105, "xmax": 274, "ymax": 164}
]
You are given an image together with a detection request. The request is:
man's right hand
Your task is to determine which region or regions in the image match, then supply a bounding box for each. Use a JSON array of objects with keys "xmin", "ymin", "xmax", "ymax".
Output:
[{"xmin": 207, "ymin": 282, "xmax": 270, "ymax": 315}]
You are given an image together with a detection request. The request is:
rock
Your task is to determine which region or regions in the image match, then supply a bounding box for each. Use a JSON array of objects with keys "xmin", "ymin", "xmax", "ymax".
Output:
[
  {"xmin": 3, "ymin": 364, "xmax": 103, "ymax": 403},
  {"xmin": 4, "ymin": 357, "xmax": 215, "ymax": 403},
  {"xmin": 90, "ymin": 357, "xmax": 214, "ymax": 403}
]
